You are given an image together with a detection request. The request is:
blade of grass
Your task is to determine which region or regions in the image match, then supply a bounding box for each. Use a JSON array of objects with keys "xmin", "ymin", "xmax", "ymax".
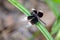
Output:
[
  {"xmin": 36, "ymin": 22, "xmax": 53, "ymax": 40},
  {"xmin": 8, "ymin": 0, "xmax": 31, "ymax": 16},
  {"xmin": 55, "ymin": 30, "xmax": 60, "ymax": 40},
  {"xmin": 8, "ymin": 0, "xmax": 53, "ymax": 40},
  {"xmin": 45, "ymin": 0, "xmax": 60, "ymax": 35},
  {"xmin": 51, "ymin": 20, "xmax": 60, "ymax": 35}
]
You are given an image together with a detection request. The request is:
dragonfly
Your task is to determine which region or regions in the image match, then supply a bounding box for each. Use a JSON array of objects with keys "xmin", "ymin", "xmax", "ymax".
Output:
[{"xmin": 27, "ymin": 9, "xmax": 46, "ymax": 25}]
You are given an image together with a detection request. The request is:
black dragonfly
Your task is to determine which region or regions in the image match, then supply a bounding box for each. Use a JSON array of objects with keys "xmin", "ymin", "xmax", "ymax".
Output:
[{"xmin": 27, "ymin": 9, "xmax": 46, "ymax": 25}]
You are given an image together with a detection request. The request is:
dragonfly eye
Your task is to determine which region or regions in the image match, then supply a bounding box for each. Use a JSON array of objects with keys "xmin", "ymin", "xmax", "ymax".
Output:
[
  {"xmin": 33, "ymin": 10, "xmax": 37, "ymax": 14},
  {"xmin": 38, "ymin": 12, "xmax": 43, "ymax": 18},
  {"xmin": 32, "ymin": 9, "xmax": 37, "ymax": 14}
]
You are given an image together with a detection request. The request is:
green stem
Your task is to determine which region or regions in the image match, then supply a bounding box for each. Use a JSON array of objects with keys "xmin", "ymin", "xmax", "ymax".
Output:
[
  {"xmin": 36, "ymin": 22, "xmax": 53, "ymax": 40},
  {"xmin": 8, "ymin": 0, "xmax": 53, "ymax": 40},
  {"xmin": 8, "ymin": 0, "xmax": 31, "ymax": 16}
]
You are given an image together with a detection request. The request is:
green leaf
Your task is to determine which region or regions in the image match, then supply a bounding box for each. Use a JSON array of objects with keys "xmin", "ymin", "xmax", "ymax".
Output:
[
  {"xmin": 55, "ymin": 30, "xmax": 60, "ymax": 40},
  {"xmin": 51, "ymin": 20, "xmax": 60, "ymax": 35},
  {"xmin": 52, "ymin": 0, "xmax": 60, "ymax": 4}
]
